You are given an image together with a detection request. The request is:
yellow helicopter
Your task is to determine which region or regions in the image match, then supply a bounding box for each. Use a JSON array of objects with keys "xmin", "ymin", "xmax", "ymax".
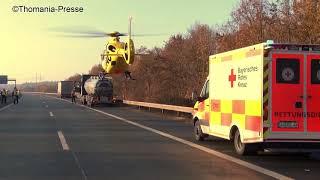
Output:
[
  {"xmin": 100, "ymin": 18, "xmax": 135, "ymax": 79},
  {"xmin": 52, "ymin": 17, "xmax": 159, "ymax": 80}
]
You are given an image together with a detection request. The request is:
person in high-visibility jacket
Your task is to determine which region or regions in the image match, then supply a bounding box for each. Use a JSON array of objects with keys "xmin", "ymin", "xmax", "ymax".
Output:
[
  {"xmin": 17, "ymin": 90, "xmax": 22, "ymax": 98},
  {"xmin": 1, "ymin": 89, "xmax": 7, "ymax": 104},
  {"xmin": 12, "ymin": 87, "xmax": 19, "ymax": 104}
]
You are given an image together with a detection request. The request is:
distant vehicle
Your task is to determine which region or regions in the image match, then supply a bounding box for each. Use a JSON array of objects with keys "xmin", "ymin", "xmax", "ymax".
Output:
[
  {"xmin": 57, "ymin": 81, "xmax": 74, "ymax": 98},
  {"xmin": 75, "ymin": 74, "xmax": 113, "ymax": 107},
  {"xmin": 192, "ymin": 41, "xmax": 320, "ymax": 155}
]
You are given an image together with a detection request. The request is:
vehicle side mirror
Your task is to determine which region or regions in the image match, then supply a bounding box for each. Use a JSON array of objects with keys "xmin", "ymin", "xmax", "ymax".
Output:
[{"xmin": 197, "ymin": 96, "xmax": 205, "ymax": 102}]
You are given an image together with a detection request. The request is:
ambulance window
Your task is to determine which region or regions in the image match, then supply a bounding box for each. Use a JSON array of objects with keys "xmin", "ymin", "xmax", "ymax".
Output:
[
  {"xmin": 276, "ymin": 59, "xmax": 300, "ymax": 84},
  {"xmin": 311, "ymin": 59, "xmax": 320, "ymax": 84},
  {"xmin": 204, "ymin": 80, "xmax": 209, "ymax": 98},
  {"xmin": 200, "ymin": 80, "xmax": 209, "ymax": 99}
]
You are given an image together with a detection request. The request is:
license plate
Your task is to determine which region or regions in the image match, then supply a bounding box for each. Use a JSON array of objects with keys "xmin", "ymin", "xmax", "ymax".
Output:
[{"xmin": 278, "ymin": 121, "xmax": 298, "ymax": 128}]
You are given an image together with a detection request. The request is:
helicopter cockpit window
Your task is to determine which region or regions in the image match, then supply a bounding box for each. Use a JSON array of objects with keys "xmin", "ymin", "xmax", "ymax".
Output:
[{"xmin": 108, "ymin": 45, "xmax": 116, "ymax": 52}]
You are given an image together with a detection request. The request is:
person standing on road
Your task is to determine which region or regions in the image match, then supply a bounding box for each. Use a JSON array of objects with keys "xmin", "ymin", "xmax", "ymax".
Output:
[
  {"xmin": 17, "ymin": 90, "xmax": 21, "ymax": 98},
  {"xmin": 0, "ymin": 90, "xmax": 2, "ymax": 104},
  {"xmin": 1, "ymin": 88, "xmax": 7, "ymax": 104},
  {"xmin": 12, "ymin": 87, "xmax": 19, "ymax": 104},
  {"xmin": 71, "ymin": 88, "xmax": 76, "ymax": 103}
]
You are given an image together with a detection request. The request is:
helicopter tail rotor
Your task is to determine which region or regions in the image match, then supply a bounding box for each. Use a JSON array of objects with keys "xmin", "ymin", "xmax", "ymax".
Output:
[
  {"xmin": 124, "ymin": 17, "xmax": 135, "ymax": 65},
  {"xmin": 124, "ymin": 39, "xmax": 135, "ymax": 65}
]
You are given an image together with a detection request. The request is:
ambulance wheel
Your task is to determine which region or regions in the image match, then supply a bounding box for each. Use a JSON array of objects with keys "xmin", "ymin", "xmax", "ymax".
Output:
[
  {"xmin": 234, "ymin": 130, "xmax": 258, "ymax": 155},
  {"xmin": 194, "ymin": 120, "xmax": 207, "ymax": 141}
]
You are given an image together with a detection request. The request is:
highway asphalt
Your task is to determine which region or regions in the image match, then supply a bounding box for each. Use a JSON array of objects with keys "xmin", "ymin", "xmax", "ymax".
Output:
[
  {"xmin": 0, "ymin": 94, "xmax": 319, "ymax": 179},
  {"xmin": 0, "ymin": 96, "xmax": 13, "ymax": 109}
]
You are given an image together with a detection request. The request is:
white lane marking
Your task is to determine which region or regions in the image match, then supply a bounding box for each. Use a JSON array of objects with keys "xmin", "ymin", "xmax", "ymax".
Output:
[
  {"xmin": 0, "ymin": 104, "xmax": 14, "ymax": 112},
  {"xmin": 88, "ymin": 108, "xmax": 293, "ymax": 180},
  {"xmin": 47, "ymin": 95, "xmax": 293, "ymax": 180},
  {"xmin": 57, "ymin": 131, "xmax": 70, "ymax": 151},
  {"xmin": 71, "ymin": 151, "xmax": 88, "ymax": 180},
  {"xmin": 40, "ymin": 96, "xmax": 87, "ymax": 179}
]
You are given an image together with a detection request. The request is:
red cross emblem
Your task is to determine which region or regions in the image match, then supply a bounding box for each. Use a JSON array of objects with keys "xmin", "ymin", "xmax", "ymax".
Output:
[{"xmin": 229, "ymin": 69, "xmax": 236, "ymax": 88}]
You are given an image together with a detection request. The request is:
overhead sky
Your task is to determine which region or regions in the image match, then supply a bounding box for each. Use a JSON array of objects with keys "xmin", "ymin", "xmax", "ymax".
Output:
[{"xmin": 0, "ymin": 0, "xmax": 238, "ymax": 83}]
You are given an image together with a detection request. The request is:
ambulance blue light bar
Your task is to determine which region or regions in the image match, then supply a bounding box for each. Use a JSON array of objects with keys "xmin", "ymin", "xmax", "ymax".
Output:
[{"xmin": 270, "ymin": 43, "xmax": 320, "ymax": 52}]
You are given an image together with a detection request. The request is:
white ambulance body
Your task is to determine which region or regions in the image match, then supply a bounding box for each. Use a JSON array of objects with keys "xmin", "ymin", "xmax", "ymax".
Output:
[{"xmin": 193, "ymin": 41, "xmax": 320, "ymax": 155}]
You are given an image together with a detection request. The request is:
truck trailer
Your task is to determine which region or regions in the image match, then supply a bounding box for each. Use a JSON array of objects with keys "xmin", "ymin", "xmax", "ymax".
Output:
[
  {"xmin": 57, "ymin": 81, "xmax": 74, "ymax": 98},
  {"xmin": 193, "ymin": 41, "xmax": 320, "ymax": 155},
  {"xmin": 75, "ymin": 74, "xmax": 113, "ymax": 107}
]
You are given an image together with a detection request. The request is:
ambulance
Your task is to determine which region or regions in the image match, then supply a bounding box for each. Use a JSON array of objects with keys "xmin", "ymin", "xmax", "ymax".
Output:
[{"xmin": 193, "ymin": 40, "xmax": 320, "ymax": 155}]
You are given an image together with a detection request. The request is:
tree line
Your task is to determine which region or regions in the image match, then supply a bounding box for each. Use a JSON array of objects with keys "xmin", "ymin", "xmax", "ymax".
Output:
[
  {"xmin": 19, "ymin": 81, "xmax": 58, "ymax": 93},
  {"xmin": 65, "ymin": 0, "xmax": 320, "ymax": 106}
]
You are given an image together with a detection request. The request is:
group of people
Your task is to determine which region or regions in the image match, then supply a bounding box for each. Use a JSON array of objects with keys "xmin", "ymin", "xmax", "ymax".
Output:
[{"xmin": 1, "ymin": 87, "xmax": 21, "ymax": 104}]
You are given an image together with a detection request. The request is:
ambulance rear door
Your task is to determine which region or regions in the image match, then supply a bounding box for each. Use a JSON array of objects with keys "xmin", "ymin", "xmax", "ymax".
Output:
[
  {"xmin": 307, "ymin": 54, "xmax": 320, "ymax": 133},
  {"xmin": 269, "ymin": 51, "xmax": 320, "ymax": 141},
  {"xmin": 270, "ymin": 53, "xmax": 304, "ymax": 139}
]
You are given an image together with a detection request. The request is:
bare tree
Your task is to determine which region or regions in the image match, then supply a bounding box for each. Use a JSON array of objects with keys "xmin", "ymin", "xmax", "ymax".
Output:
[
  {"xmin": 64, "ymin": 0, "xmax": 320, "ymax": 106},
  {"xmin": 66, "ymin": 73, "xmax": 81, "ymax": 82}
]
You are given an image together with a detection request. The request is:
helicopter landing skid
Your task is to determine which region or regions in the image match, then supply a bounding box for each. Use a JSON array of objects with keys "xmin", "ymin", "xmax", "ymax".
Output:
[{"xmin": 124, "ymin": 71, "xmax": 135, "ymax": 80}]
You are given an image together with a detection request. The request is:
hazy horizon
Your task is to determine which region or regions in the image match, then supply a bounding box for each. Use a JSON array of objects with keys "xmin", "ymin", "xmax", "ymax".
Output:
[{"xmin": 1, "ymin": 0, "xmax": 238, "ymax": 83}]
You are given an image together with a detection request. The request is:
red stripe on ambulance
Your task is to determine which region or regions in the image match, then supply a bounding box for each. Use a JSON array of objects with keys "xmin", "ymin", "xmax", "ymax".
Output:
[
  {"xmin": 221, "ymin": 113, "xmax": 232, "ymax": 126},
  {"xmin": 211, "ymin": 99, "xmax": 220, "ymax": 112},
  {"xmin": 245, "ymin": 116, "xmax": 262, "ymax": 132},
  {"xmin": 232, "ymin": 100, "xmax": 245, "ymax": 114},
  {"xmin": 198, "ymin": 102, "xmax": 205, "ymax": 112}
]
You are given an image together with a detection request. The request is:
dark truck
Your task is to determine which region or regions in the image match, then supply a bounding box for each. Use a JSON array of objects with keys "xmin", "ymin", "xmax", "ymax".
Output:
[
  {"xmin": 75, "ymin": 75, "xmax": 113, "ymax": 107},
  {"xmin": 57, "ymin": 81, "xmax": 74, "ymax": 98}
]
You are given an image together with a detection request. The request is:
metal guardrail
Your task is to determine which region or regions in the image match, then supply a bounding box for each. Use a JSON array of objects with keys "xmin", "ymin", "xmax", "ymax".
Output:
[
  {"xmin": 25, "ymin": 92, "xmax": 194, "ymax": 114},
  {"xmin": 25, "ymin": 92, "xmax": 57, "ymax": 95},
  {"xmin": 123, "ymin": 100, "xmax": 194, "ymax": 114}
]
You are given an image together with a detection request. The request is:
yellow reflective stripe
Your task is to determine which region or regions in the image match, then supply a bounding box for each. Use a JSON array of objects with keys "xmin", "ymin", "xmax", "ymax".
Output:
[
  {"xmin": 220, "ymin": 100, "xmax": 232, "ymax": 113},
  {"xmin": 263, "ymin": 83, "xmax": 269, "ymax": 91},
  {"xmin": 263, "ymin": 70, "xmax": 269, "ymax": 79},
  {"xmin": 245, "ymin": 100, "xmax": 262, "ymax": 116}
]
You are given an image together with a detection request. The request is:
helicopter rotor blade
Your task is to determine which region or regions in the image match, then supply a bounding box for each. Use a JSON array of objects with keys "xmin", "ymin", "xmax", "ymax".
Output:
[
  {"xmin": 48, "ymin": 27, "xmax": 110, "ymax": 38},
  {"xmin": 105, "ymin": 32, "xmax": 128, "ymax": 37},
  {"xmin": 55, "ymin": 34, "xmax": 108, "ymax": 38},
  {"xmin": 48, "ymin": 27, "xmax": 167, "ymax": 38},
  {"xmin": 132, "ymin": 33, "xmax": 168, "ymax": 37}
]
